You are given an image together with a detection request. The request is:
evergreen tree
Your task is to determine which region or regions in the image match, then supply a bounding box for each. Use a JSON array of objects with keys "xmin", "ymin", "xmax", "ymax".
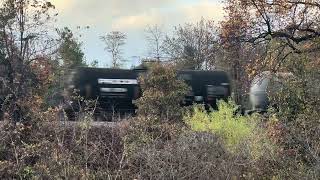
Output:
[{"xmin": 57, "ymin": 27, "xmax": 87, "ymax": 69}]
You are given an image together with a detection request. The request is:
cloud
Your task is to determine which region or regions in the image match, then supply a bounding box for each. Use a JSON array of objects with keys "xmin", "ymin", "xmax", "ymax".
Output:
[
  {"xmin": 51, "ymin": 0, "xmax": 224, "ymax": 30},
  {"xmin": 52, "ymin": 0, "xmax": 177, "ymax": 19},
  {"xmin": 111, "ymin": 0, "xmax": 225, "ymax": 30},
  {"xmin": 111, "ymin": 10, "xmax": 163, "ymax": 30},
  {"xmin": 180, "ymin": 1, "xmax": 225, "ymax": 22},
  {"xmin": 50, "ymin": 0, "xmax": 73, "ymax": 10}
]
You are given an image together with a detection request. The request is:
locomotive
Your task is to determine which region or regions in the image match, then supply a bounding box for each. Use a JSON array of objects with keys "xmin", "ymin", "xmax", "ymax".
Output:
[{"xmin": 63, "ymin": 66, "xmax": 231, "ymax": 120}]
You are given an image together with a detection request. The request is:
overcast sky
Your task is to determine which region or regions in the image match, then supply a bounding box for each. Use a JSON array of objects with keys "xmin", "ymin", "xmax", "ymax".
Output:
[{"xmin": 51, "ymin": 0, "xmax": 225, "ymax": 68}]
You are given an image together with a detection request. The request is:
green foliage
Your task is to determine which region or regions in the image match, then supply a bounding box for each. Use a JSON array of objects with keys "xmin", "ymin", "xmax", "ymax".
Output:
[
  {"xmin": 57, "ymin": 27, "xmax": 87, "ymax": 69},
  {"xmin": 44, "ymin": 27, "xmax": 87, "ymax": 107},
  {"xmin": 89, "ymin": 60, "xmax": 99, "ymax": 67},
  {"xmin": 135, "ymin": 62, "xmax": 189, "ymax": 121},
  {"xmin": 184, "ymin": 99, "xmax": 280, "ymax": 172},
  {"xmin": 185, "ymin": 100, "xmax": 254, "ymax": 149}
]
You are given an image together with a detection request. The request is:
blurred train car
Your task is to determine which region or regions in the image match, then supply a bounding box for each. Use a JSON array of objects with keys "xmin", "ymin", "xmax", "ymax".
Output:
[
  {"xmin": 248, "ymin": 71, "xmax": 293, "ymax": 114},
  {"xmin": 63, "ymin": 66, "xmax": 231, "ymax": 120},
  {"xmin": 63, "ymin": 67, "xmax": 140, "ymax": 119},
  {"xmin": 178, "ymin": 70, "xmax": 231, "ymax": 108}
]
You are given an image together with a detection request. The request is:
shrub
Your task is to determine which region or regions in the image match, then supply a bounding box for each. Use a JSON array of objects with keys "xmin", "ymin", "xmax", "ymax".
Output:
[
  {"xmin": 135, "ymin": 62, "xmax": 189, "ymax": 121},
  {"xmin": 0, "ymin": 101, "xmax": 125, "ymax": 179},
  {"xmin": 184, "ymin": 100, "xmax": 285, "ymax": 178},
  {"xmin": 125, "ymin": 132, "xmax": 246, "ymax": 179},
  {"xmin": 184, "ymin": 100, "xmax": 256, "ymax": 150},
  {"xmin": 268, "ymin": 56, "xmax": 320, "ymax": 178}
]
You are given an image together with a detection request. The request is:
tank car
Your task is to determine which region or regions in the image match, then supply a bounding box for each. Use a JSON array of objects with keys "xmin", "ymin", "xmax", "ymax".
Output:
[
  {"xmin": 178, "ymin": 70, "xmax": 231, "ymax": 109},
  {"xmin": 63, "ymin": 67, "xmax": 140, "ymax": 119},
  {"xmin": 249, "ymin": 71, "xmax": 293, "ymax": 113},
  {"xmin": 134, "ymin": 64, "xmax": 231, "ymax": 108}
]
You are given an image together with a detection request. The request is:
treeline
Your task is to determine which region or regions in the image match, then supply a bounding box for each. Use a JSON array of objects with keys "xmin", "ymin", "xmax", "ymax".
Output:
[{"xmin": 0, "ymin": 0, "xmax": 319, "ymax": 179}]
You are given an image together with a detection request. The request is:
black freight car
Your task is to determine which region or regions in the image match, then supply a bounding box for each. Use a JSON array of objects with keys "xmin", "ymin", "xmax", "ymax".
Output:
[
  {"xmin": 65, "ymin": 67, "xmax": 140, "ymax": 119},
  {"xmin": 178, "ymin": 70, "xmax": 231, "ymax": 108},
  {"xmin": 134, "ymin": 65, "xmax": 231, "ymax": 107},
  {"xmin": 66, "ymin": 67, "xmax": 139, "ymax": 100}
]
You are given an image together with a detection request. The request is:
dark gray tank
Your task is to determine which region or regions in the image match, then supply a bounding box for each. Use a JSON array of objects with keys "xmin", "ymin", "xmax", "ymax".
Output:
[{"xmin": 66, "ymin": 67, "xmax": 139, "ymax": 100}]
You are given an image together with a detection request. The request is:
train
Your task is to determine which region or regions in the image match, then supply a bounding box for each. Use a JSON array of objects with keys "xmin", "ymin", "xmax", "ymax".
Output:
[
  {"xmin": 0, "ymin": 62, "xmax": 284, "ymax": 121},
  {"xmin": 62, "ymin": 66, "xmax": 232, "ymax": 120}
]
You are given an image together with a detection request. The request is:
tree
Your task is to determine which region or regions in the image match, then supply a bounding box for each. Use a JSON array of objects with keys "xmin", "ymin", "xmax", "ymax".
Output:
[
  {"xmin": 42, "ymin": 27, "xmax": 87, "ymax": 107},
  {"xmin": 163, "ymin": 18, "xmax": 218, "ymax": 70},
  {"xmin": 0, "ymin": 0, "xmax": 57, "ymax": 122},
  {"xmin": 57, "ymin": 27, "xmax": 87, "ymax": 69},
  {"xmin": 89, "ymin": 60, "xmax": 99, "ymax": 67},
  {"xmin": 221, "ymin": 0, "xmax": 320, "ymax": 175},
  {"xmin": 220, "ymin": 0, "xmax": 320, "ymax": 104},
  {"xmin": 223, "ymin": 0, "xmax": 320, "ymax": 73},
  {"xmin": 145, "ymin": 24, "xmax": 164, "ymax": 61},
  {"xmin": 135, "ymin": 62, "xmax": 189, "ymax": 121},
  {"xmin": 100, "ymin": 31, "xmax": 126, "ymax": 68},
  {"xmin": 219, "ymin": 0, "xmax": 254, "ymax": 104}
]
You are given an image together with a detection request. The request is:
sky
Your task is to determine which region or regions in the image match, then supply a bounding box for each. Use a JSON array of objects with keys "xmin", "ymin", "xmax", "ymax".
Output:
[{"xmin": 50, "ymin": 0, "xmax": 226, "ymax": 68}]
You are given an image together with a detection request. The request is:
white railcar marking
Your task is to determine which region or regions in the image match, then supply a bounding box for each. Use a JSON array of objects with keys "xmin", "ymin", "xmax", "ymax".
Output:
[
  {"xmin": 98, "ymin": 78, "xmax": 138, "ymax": 85},
  {"xmin": 100, "ymin": 88, "xmax": 128, "ymax": 93}
]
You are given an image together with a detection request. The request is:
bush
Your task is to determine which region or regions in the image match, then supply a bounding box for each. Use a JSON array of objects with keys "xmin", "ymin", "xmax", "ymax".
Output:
[
  {"xmin": 184, "ymin": 100, "xmax": 289, "ymax": 178},
  {"xmin": 267, "ymin": 56, "xmax": 320, "ymax": 178},
  {"xmin": 184, "ymin": 100, "xmax": 255, "ymax": 150},
  {"xmin": 125, "ymin": 132, "xmax": 246, "ymax": 179},
  {"xmin": 135, "ymin": 62, "xmax": 189, "ymax": 121},
  {"xmin": 0, "ymin": 102, "xmax": 125, "ymax": 179},
  {"xmin": 184, "ymin": 99, "xmax": 276, "ymax": 158}
]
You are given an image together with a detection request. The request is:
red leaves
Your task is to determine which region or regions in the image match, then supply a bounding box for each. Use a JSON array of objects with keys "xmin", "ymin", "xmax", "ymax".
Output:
[{"xmin": 30, "ymin": 55, "xmax": 53, "ymax": 86}]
